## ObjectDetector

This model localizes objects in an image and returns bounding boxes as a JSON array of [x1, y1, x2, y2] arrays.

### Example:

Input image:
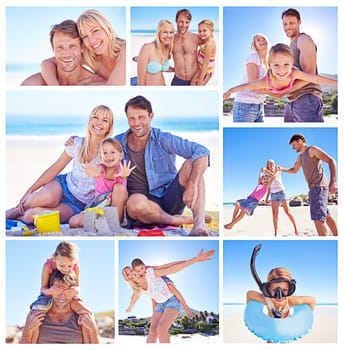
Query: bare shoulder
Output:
[[21, 72, 46, 86], [297, 33, 316, 48]]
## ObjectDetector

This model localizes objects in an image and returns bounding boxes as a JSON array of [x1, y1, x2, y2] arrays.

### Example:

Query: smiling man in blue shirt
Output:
[[115, 95, 211, 236]]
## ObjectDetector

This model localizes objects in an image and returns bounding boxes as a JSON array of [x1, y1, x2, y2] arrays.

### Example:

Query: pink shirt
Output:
[[249, 184, 267, 201], [95, 164, 127, 196], [266, 71, 295, 94]]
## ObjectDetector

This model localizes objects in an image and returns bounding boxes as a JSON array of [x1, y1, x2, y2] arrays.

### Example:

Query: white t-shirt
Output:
[[65, 136, 98, 204], [142, 267, 174, 303], [270, 172, 285, 194], [234, 52, 267, 104]]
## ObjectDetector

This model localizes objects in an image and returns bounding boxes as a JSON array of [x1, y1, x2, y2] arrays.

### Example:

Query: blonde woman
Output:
[[41, 9, 126, 85], [137, 19, 174, 85], [6, 105, 114, 225], [223, 33, 270, 122]]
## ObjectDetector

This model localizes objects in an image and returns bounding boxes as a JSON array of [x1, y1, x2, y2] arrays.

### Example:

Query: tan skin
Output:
[[281, 139, 338, 236]]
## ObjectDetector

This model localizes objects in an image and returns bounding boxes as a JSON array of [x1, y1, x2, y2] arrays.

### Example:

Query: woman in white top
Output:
[[6, 105, 115, 225], [264, 159, 298, 236], [122, 249, 215, 343], [223, 33, 269, 122]]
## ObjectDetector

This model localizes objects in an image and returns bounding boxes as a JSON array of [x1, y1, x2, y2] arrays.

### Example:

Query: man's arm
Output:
[[78, 313, 100, 344], [297, 34, 317, 74], [20, 311, 46, 343], [280, 156, 302, 174]]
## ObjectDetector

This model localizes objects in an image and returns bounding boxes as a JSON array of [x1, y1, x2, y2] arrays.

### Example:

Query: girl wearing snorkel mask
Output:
[[247, 267, 316, 319]]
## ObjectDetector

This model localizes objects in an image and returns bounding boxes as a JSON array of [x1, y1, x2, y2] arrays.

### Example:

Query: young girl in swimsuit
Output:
[[223, 43, 337, 100], [30, 241, 91, 316], [191, 19, 216, 86], [247, 267, 316, 320], [224, 167, 275, 230], [69, 138, 136, 228], [137, 20, 174, 86]]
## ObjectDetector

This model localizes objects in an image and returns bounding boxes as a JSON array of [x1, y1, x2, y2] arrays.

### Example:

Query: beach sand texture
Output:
[[223, 205, 338, 237], [223, 307, 337, 343]]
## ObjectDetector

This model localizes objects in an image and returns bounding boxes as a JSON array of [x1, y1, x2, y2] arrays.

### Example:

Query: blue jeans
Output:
[[285, 94, 323, 122], [233, 102, 264, 122]]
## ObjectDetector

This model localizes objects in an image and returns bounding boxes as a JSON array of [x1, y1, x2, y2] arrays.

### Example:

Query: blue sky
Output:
[[6, 7, 126, 65], [6, 239, 115, 327], [223, 127, 337, 203], [118, 239, 219, 320], [223, 240, 337, 304], [223, 6, 338, 91], [131, 6, 219, 32]]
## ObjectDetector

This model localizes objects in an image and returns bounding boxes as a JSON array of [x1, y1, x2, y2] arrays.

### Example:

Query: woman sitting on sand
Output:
[[6, 105, 117, 225], [122, 249, 215, 343], [136, 19, 174, 86]]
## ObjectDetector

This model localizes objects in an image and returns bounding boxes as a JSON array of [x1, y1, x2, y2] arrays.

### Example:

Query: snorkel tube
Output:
[[250, 243, 264, 292]]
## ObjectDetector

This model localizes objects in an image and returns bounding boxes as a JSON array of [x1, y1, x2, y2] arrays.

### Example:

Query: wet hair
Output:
[[49, 269, 78, 288], [79, 105, 114, 163], [77, 9, 125, 70], [155, 20, 174, 59], [50, 19, 81, 47], [268, 43, 294, 64], [131, 258, 145, 268], [175, 8, 192, 22], [289, 133, 306, 144], [99, 138, 123, 159], [267, 267, 292, 282], [53, 241, 79, 261], [281, 8, 301, 20], [125, 95, 153, 114], [198, 19, 215, 37]]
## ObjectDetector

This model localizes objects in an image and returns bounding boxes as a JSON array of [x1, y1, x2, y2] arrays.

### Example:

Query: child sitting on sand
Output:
[[223, 43, 337, 100], [224, 167, 275, 230], [191, 19, 217, 86], [123, 257, 193, 318], [30, 241, 91, 316], [69, 138, 136, 228]]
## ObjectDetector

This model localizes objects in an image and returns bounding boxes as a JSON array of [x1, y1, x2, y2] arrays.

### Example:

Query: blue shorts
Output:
[[161, 276, 173, 284], [285, 94, 324, 122], [171, 75, 191, 86], [237, 197, 259, 216], [233, 102, 264, 122], [148, 173, 186, 215], [271, 190, 287, 202], [154, 295, 180, 313], [309, 186, 329, 222], [54, 174, 86, 215]]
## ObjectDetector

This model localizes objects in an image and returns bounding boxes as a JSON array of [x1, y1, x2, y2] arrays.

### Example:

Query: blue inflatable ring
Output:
[[244, 300, 313, 343]]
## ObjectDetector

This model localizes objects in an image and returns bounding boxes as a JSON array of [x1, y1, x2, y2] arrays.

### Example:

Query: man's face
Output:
[[52, 31, 82, 73], [126, 106, 153, 139], [282, 15, 301, 40], [176, 13, 191, 34], [291, 139, 303, 152], [51, 280, 74, 308]]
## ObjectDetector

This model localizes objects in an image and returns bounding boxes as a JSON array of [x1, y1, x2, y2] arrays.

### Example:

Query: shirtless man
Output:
[[21, 20, 105, 86], [171, 9, 200, 86]]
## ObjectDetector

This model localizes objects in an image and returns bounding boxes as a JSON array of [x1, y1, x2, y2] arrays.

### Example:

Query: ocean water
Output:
[[6, 114, 218, 136]]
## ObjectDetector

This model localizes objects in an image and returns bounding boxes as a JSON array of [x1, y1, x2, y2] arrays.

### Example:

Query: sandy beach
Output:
[[223, 305, 337, 343], [118, 333, 219, 344], [223, 204, 338, 237]]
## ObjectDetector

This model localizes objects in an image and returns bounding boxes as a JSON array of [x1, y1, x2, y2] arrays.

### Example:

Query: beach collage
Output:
[[2, 0, 341, 348]]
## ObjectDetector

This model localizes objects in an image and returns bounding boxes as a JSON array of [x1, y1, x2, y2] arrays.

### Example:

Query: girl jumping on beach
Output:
[[263, 160, 298, 236], [122, 249, 215, 343], [30, 241, 91, 315], [69, 138, 136, 228], [224, 167, 275, 230], [223, 43, 337, 100], [124, 258, 193, 318], [191, 19, 216, 86]]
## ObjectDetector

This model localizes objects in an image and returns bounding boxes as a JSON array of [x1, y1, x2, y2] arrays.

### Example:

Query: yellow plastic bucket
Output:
[[33, 211, 61, 233]]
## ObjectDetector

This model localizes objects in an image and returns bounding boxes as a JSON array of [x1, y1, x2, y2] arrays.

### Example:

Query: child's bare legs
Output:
[[224, 202, 246, 230], [71, 298, 92, 316], [281, 201, 298, 235], [166, 283, 192, 319], [69, 213, 85, 228]]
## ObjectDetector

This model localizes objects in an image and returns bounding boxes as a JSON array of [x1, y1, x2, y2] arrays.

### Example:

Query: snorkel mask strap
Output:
[[250, 244, 264, 292]]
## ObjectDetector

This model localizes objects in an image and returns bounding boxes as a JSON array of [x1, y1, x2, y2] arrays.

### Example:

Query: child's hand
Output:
[[117, 160, 136, 178], [63, 286, 78, 299], [49, 285, 65, 297], [125, 308, 132, 313], [85, 163, 102, 177]]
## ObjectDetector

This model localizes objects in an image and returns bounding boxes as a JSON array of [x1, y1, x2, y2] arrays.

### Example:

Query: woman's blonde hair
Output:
[[251, 33, 270, 68], [267, 267, 292, 282], [198, 19, 215, 37], [122, 266, 142, 294], [77, 9, 125, 70], [79, 105, 114, 163], [155, 20, 174, 59]]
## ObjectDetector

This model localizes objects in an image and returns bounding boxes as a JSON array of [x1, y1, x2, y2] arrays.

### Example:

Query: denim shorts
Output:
[[271, 190, 287, 202], [154, 295, 181, 313], [237, 197, 259, 216], [285, 94, 324, 122], [54, 174, 86, 215], [233, 102, 264, 122], [161, 276, 173, 284], [309, 186, 329, 222]]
